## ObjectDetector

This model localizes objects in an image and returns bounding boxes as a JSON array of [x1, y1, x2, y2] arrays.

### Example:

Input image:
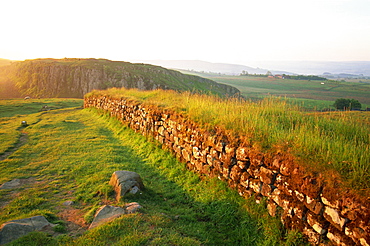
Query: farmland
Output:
[[179, 70, 370, 110]]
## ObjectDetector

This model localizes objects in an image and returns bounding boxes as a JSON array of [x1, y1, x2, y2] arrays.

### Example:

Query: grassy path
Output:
[[0, 100, 305, 245]]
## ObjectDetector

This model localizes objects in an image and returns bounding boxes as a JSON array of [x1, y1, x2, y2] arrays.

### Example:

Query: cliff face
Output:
[[0, 58, 240, 98]]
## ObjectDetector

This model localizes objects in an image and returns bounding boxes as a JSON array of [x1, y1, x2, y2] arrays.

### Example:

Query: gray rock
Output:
[[125, 202, 142, 214], [88, 205, 126, 230], [63, 201, 74, 206], [109, 171, 144, 201], [0, 215, 55, 245], [0, 179, 21, 189]]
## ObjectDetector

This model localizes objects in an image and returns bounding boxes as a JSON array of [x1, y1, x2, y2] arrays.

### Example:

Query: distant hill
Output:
[[245, 61, 370, 76], [0, 58, 240, 99], [135, 60, 370, 77], [0, 58, 12, 67], [134, 60, 294, 76]]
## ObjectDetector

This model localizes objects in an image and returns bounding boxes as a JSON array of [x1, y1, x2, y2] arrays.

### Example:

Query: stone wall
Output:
[[84, 95, 370, 246]]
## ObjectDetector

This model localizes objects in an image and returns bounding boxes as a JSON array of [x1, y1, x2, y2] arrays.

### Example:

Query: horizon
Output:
[[2, 57, 370, 76]]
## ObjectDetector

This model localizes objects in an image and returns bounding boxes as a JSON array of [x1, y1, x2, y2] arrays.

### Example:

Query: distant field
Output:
[[179, 70, 370, 110]]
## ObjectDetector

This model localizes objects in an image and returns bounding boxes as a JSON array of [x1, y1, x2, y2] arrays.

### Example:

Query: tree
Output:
[[349, 99, 362, 110], [240, 70, 248, 76], [333, 98, 361, 110]]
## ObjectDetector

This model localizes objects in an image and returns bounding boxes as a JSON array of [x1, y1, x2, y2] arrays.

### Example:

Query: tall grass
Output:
[[87, 88, 370, 190]]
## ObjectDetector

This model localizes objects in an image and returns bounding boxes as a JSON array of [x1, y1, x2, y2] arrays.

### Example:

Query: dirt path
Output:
[[0, 131, 28, 161]]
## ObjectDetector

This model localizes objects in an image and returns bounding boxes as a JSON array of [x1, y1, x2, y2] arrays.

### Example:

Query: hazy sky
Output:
[[1, 0, 369, 64]]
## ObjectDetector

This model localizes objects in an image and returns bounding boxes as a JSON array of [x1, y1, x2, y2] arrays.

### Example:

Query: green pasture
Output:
[[212, 75, 370, 107], [0, 99, 305, 245], [179, 70, 370, 110]]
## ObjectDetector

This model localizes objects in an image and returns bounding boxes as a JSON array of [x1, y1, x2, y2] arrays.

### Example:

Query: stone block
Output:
[[267, 199, 278, 217], [230, 165, 242, 182], [236, 147, 249, 161], [258, 166, 276, 184], [305, 195, 324, 215], [109, 171, 144, 201], [327, 225, 355, 246], [323, 206, 348, 231], [306, 212, 328, 235]]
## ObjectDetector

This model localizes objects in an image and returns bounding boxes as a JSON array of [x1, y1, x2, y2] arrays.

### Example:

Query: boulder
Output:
[[0, 216, 55, 245], [109, 171, 144, 201], [89, 205, 126, 230]]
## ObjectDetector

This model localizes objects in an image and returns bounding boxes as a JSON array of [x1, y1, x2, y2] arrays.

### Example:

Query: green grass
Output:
[[86, 88, 370, 192], [179, 70, 370, 110], [0, 99, 306, 245]]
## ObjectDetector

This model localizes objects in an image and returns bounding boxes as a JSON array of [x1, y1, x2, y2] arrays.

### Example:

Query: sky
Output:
[[1, 0, 370, 65]]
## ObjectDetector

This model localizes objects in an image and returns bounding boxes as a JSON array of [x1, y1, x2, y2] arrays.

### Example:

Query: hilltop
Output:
[[0, 58, 240, 99]]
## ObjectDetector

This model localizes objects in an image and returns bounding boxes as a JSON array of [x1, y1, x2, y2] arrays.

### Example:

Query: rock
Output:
[[0, 179, 21, 189], [88, 203, 142, 230], [89, 205, 126, 230], [109, 171, 144, 201], [125, 202, 142, 214], [0, 215, 55, 245], [323, 206, 348, 231], [63, 201, 74, 206]]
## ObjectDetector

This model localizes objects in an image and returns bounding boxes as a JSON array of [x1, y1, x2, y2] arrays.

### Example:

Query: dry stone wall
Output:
[[84, 95, 370, 246]]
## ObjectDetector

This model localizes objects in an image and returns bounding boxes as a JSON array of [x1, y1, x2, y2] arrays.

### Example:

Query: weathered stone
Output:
[[345, 222, 370, 245], [258, 166, 276, 185], [249, 179, 261, 193], [271, 188, 282, 206], [305, 195, 324, 215], [237, 160, 249, 170], [323, 206, 348, 231], [125, 202, 142, 214], [0, 179, 21, 189], [192, 146, 202, 159], [261, 182, 273, 197], [293, 190, 305, 203], [239, 172, 250, 187], [302, 225, 321, 245], [235, 147, 249, 161], [63, 200, 74, 206], [181, 148, 191, 162], [267, 200, 278, 217], [306, 212, 328, 235], [0, 216, 56, 245], [89, 205, 126, 229], [327, 225, 355, 246], [229, 165, 242, 182], [109, 171, 144, 201]]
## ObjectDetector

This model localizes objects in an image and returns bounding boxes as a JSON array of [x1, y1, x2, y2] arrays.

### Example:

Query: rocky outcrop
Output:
[[0, 216, 56, 245], [0, 58, 240, 99], [85, 94, 370, 246]]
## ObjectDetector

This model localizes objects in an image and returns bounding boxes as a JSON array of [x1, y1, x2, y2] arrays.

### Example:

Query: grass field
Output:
[[178, 70, 370, 110], [0, 99, 305, 245]]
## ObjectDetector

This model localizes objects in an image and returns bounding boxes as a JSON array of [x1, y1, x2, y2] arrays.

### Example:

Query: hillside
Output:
[[0, 58, 12, 67], [0, 58, 240, 99]]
